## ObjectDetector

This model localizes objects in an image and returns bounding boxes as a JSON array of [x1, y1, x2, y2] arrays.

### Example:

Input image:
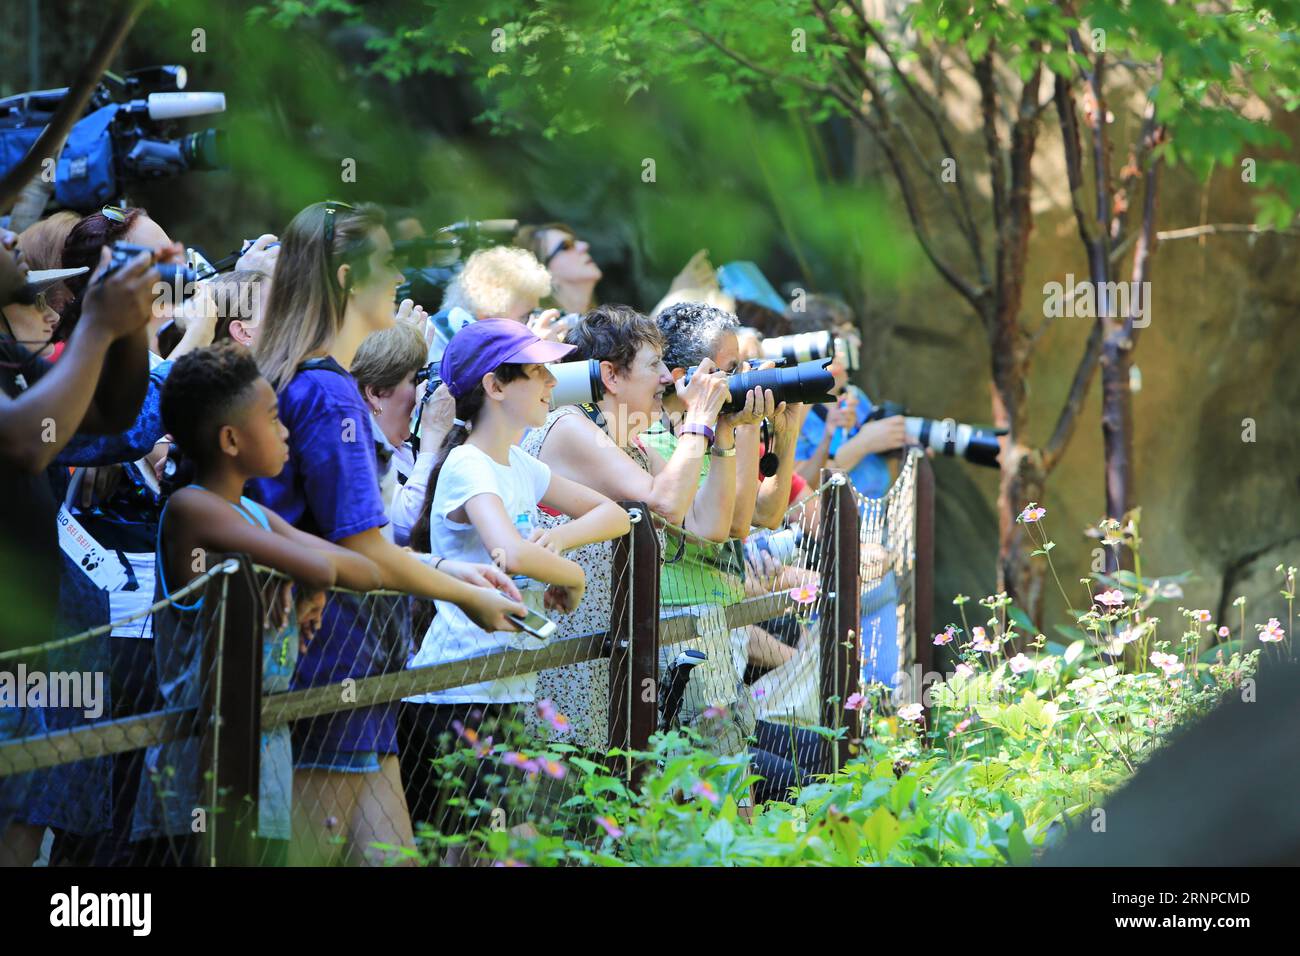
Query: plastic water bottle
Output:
[[512, 511, 546, 611]]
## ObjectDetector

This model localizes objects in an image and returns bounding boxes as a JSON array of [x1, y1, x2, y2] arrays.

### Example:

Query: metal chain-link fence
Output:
[[1, 455, 936, 866]]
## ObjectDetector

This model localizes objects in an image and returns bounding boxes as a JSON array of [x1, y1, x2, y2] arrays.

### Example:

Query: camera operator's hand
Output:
[[81, 245, 166, 341], [394, 297, 428, 331], [824, 396, 858, 433], [855, 415, 908, 454], [769, 401, 798, 437], [175, 281, 219, 341], [527, 308, 565, 342], [237, 234, 280, 277], [674, 357, 728, 426], [723, 385, 775, 429]]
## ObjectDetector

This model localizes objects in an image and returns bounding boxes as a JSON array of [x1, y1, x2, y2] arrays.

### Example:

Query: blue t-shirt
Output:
[[795, 384, 892, 499], [796, 385, 900, 686], [247, 358, 403, 755]]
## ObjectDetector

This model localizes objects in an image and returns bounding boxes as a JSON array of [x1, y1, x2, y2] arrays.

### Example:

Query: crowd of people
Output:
[[0, 198, 914, 867]]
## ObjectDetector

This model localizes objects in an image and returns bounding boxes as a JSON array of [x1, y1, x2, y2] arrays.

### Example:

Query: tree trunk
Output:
[[1100, 330, 1133, 524], [998, 443, 1048, 625]]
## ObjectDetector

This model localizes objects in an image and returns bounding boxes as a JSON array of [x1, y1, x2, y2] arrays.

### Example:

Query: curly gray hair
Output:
[[655, 301, 739, 371]]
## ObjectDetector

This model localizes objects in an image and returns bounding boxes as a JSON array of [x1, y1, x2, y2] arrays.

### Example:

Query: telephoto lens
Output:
[[761, 329, 860, 372], [686, 357, 837, 414], [548, 359, 605, 409], [864, 402, 1002, 468], [760, 330, 833, 365], [905, 418, 1001, 468]]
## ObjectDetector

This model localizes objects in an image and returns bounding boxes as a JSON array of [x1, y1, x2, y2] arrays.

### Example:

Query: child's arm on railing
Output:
[[533, 475, 632, 553], [464, 493, 587, 612], [171, 489, 336, 591], [335, 526, 527, 631], [261, 508, 383, 591]]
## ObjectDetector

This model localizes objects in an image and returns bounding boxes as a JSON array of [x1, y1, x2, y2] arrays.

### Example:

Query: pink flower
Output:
[[1019, 504, 1046, 523], [1191, 609, 1212, 623], [691, 781, 720, 806], [1095, 589, 1126, 608], [1217, 625, 1230, 639], [897, 702, 924, 722], [933, 626, 956, 646], [1150, 651, 1184, 677], [539, 758, 567, 780], [536, 699, 572, 734], [954, 663, 975, 679], [970, 627, 997, 653], [502, 751, 541, 775], [788, 583, 819, 605], [1008, 653, 1033, 674], [595, 816, 624, 839], [845, 692, 866, 711], [1114, 627, 1140, 645], [452, 719, 491, 757], [1258, 617, 1286, 643], [701, 704, 728, 720], [947, 717, 972, 738]]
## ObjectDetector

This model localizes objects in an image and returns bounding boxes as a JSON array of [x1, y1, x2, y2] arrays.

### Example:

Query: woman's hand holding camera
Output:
[[676, 357, 728, 427]]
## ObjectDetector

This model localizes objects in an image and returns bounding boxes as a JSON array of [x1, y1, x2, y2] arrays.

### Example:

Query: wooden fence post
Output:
[[607, 503, 660, 786], [198, 555, 263, 866], [914, 456, 937, 731], [817, 474, 861, 773]]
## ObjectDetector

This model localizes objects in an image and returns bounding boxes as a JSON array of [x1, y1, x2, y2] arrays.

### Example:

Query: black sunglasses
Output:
[[543, 235, 576, 267]]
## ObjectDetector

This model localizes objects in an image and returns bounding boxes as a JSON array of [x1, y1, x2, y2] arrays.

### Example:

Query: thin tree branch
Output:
[[1042, 319, 1104, 471], [678, 14, 986, 314], [826, 0, 987, 282], [974, 56, 1007, 250], [1156, 222, 1300, 241]]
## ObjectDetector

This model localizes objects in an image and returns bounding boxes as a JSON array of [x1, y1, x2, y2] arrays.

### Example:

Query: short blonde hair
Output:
[[441, 245, 552, 318], [351, 323, 428, 395]]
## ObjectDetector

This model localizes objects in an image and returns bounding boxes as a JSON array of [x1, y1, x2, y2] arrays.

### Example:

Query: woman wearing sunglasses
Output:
[[515, 222, 602, 317]]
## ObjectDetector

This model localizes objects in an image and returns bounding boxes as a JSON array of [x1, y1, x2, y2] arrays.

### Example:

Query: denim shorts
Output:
[[293, 740, 382, 774]]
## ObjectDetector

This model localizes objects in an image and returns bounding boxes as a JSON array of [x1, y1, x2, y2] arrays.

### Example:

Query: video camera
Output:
[[0, 66, 225, 212], [394, 219, 518, 311], [866, 400, 1003, 468]]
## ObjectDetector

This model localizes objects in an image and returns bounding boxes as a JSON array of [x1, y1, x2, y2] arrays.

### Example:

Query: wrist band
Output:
[[680, 422, 715, 447], [433, 556, 445, 571], [710, 445, 736, 458]]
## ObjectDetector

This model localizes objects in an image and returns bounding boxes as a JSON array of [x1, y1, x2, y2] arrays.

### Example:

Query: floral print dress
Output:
[[520, 406, 656, 752]]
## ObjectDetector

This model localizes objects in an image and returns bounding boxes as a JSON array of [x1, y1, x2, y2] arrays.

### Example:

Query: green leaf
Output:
[[863, 805, 903, 860]]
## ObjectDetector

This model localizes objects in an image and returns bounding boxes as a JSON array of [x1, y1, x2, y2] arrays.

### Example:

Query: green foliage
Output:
[[259, 0, 1300, 227]]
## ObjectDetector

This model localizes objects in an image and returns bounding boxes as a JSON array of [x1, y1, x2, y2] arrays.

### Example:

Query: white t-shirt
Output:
[[405, 442, 553, 704]]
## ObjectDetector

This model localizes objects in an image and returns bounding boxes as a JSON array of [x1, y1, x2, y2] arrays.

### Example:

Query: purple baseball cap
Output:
[[441, 318, 576, 398]]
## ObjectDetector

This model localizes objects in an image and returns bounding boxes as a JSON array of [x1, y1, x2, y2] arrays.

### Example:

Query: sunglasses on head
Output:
[[543, 235, 577, 267], [101, 205, 127, 223], [321, 199, 355, 250]]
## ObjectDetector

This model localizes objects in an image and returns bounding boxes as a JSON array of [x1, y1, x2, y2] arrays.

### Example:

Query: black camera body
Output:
[[102, 242, 198, 289]]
